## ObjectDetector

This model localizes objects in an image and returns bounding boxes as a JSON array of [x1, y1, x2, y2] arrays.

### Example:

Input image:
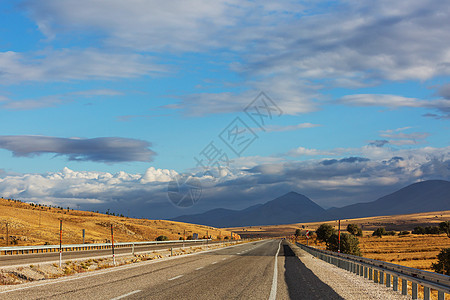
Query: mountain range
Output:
[[172, 180, 450, 227]]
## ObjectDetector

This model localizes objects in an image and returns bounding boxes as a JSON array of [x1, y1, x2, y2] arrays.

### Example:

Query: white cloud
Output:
[[0, 145, 448, 217], [0, 49, 165, 84], [264, 123, 320, 133], [0, 89, 123, 110], [9, 0, 450, 117], [287, 147, 332, 157]]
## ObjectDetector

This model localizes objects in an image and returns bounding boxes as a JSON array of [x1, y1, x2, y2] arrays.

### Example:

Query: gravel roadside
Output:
[[289, 243, 412, 300]]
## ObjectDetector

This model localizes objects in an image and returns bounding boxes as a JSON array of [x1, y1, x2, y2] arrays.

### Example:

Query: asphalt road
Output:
[[0, 240, 343, 300], [0, 241, 220, 267]]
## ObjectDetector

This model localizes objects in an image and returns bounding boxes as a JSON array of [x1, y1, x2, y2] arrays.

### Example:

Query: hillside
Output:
[[328, 180, 450, 219], [0, 198, 236, 246], [227, 209, 450, 238], [174, 180, 450, 227], [173, 191, 331, 227]]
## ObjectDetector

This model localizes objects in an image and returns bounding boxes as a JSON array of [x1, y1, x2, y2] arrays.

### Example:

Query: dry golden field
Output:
[[298, 234, 449, 271], [0, 198, 237, 246], [229, 210, 450, 272]]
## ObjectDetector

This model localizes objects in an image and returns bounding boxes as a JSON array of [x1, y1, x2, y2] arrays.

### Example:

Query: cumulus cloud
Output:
[[0, 146, 448, 218], [0, 136, 156, 163], [287, 147, 332, 157]]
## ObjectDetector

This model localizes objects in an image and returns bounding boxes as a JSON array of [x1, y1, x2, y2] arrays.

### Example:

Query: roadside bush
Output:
[[316, 224, 336, 245], [295, 229, 302, 238], [372, 227, 386, 238], [439, 221, 450, 238], [413, 226, 442, 235], [327, 233, 361, 256], [155, 235, 169, 241], [386, 231, 396, 236], [432, 248, 450, 275], [347, 224, 363, 236], [398, 231, 410, 236]]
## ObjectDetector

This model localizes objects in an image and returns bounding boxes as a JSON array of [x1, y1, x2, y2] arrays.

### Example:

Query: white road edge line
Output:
[[211, 261, 217, 264], [110, 289, 142, 300], [268, 240, 282, 300], [168, 275, 183, 281], [195, 267, 204, 270]]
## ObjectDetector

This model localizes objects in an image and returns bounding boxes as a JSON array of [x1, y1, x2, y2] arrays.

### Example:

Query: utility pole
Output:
[[111, 224, 115, 265], [59, 220, 62, 268], [338, 220, 341, 253]]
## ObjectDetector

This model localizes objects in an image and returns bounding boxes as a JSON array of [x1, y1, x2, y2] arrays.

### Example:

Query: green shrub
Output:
[[347, 224, 363, 236], [372, 227, 386, 238], [439, 221, 450, 238], [432, 248, 450, 275], [316, 224, 336, 245], [155, 235, 169, 241], [327, 233, 361, 256]]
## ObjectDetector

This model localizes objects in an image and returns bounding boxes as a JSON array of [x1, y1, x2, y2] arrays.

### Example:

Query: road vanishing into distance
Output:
[[0, 241, 218, 267], [0, 239, 343, 300]]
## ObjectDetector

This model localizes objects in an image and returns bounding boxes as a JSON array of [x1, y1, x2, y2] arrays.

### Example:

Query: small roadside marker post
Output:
[[306, 230, 310, 246], [6, 222, 9, 246], [59, 220, 62, 268], [338, 220, 341, 253], [111, 224, 116, 265], [183, 229, 185, 248], [82, 229, 85, 244]]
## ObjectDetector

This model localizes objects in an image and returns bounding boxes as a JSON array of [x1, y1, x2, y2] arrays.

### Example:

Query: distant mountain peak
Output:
[[172, 191, 329, 227]]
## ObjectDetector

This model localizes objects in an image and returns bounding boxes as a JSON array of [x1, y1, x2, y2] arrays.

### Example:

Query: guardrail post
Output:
[[356, 264, 360, 275], [437, 291, 445, 300], [374, 270, 378, 283], [364, 266, 368, 278], [369, 268, 373, 280], [411, 282, 418, 299], [379, 271, 384, 284], [401, 279, 407, 295], [132, 243, 135, 256], [393, 276, 398, 291], [386, 273, 391, 287], [423, 287, 430, 300], [360, 265, 364, 277]]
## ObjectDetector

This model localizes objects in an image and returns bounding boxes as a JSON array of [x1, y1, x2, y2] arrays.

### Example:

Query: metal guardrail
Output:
[[0, 239, 211, 255], [296, 242, 449, 300]]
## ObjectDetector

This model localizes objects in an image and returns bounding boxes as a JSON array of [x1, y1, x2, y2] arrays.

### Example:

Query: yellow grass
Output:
[[228, 210, 450, 272], [0, 198, 237, 246]]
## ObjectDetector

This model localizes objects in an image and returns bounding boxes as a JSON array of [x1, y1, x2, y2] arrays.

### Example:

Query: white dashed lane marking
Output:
[[168, 275, 184, 281]]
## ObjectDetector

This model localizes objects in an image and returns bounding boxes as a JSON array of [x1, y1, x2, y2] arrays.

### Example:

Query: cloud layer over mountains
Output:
[[1, 144, 448, 218]]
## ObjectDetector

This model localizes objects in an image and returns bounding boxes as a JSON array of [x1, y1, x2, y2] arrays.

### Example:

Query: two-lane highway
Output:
[[0, 239, 342, 299]]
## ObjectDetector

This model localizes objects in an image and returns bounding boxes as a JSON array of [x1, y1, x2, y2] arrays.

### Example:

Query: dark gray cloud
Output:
[[321, 157, 370, 166], [369, 140, 389, 147], [0, 135, 156, 163], [438, 83, 450, 100]]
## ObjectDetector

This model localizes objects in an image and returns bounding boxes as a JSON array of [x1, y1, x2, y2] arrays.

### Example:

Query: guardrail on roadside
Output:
[[0, 239, 212, 255], [296, 242, 450, 300]]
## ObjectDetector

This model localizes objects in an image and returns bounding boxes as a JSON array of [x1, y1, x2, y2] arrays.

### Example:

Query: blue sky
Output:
[[0, 0, 449, 219]]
